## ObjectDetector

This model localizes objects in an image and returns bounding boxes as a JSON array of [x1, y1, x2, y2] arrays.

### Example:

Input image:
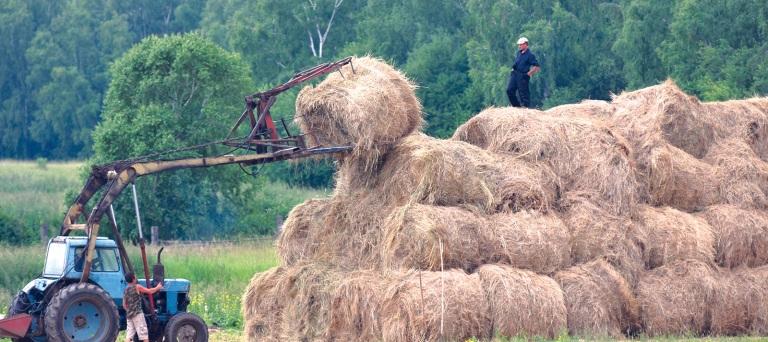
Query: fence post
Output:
[[151, 226, 159, 245], [40, 223, 49, 244]]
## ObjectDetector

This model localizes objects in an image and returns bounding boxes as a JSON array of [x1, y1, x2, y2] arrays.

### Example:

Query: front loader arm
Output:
[[62, 146, 350, 282]]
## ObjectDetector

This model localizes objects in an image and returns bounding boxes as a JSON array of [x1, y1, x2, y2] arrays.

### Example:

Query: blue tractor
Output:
[[5, 236, 204, 342]]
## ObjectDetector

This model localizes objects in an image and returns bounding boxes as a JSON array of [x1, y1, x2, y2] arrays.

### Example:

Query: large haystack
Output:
[[705, 138, 768, 209], [636, 259, 719, 336], [697, 205, 768, 268], [705, 98, 768, 161], [477, 264, 567, 338], [367, 133, 558, 213], [380, 270, 492, 342], [381, 203, 570, 274], [554, 259, 640, 338], [248, 56, 768, 340], [295, 56, 423, 169], [611, 80, 714, 159], [630, 206, 715, 269], [452, 107, 638, 215]]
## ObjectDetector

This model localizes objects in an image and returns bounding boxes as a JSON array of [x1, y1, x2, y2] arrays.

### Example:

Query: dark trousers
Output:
[[506, 71, 531, 108]]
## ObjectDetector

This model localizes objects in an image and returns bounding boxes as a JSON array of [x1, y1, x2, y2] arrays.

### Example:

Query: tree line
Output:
[[2, 0, 766, 161]]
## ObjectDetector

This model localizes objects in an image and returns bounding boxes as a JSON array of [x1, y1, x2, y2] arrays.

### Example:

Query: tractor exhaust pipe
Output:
[[152, 247, 165, 286]]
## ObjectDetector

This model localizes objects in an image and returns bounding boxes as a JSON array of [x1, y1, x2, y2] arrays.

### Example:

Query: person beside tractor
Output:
[[506, 37, 541, 108], [123, 272, 163, 342]]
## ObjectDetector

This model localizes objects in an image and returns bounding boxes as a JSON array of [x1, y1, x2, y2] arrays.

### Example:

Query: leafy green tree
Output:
[[0, 0, 53, 158], [613, 0, 674, 89], [24, 0, 134, 158], [92, 33, 255, 239], [404, 33, 471, 137], [659, 0, 768, 100]]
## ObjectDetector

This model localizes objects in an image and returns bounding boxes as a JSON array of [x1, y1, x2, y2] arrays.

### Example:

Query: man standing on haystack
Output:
[[506, 37, 540, 108]]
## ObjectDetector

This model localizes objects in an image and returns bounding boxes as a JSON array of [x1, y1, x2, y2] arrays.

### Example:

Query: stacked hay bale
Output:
[[243, 57, 768, 340]]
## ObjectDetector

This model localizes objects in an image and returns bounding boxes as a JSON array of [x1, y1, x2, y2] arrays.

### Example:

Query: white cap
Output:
[[517, 37, 529, 45]]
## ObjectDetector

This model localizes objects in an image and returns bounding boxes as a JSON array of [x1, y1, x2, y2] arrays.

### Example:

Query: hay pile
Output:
[[476, 264, 567, 338], [453, 107, 638, 215], [629, 206, 715, 269], [554, 260, 640, 338], [637, 260, 768, 336], [697, 205, 768, 268], [244, 57, 768, 340], [295, 56, 423, 169]]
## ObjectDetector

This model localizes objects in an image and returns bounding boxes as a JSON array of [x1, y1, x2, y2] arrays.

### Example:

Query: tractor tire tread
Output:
[[164, 312, 208, 342], [44, 283, 119, 342]]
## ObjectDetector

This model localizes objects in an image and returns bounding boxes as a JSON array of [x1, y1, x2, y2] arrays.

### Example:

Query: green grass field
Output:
[[0, 159, 83, 237]]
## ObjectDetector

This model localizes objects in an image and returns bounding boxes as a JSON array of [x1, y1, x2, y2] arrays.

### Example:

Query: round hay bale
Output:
[[270, 263, 341, 341], [295, 56, 423, 169], [647, 144, 719, 211], [697, 205, 768, 268], [243, 267, 287, 342], [545, 99, 615, 119], [705, 139, 768, 209], [710, 267, 768, 336], [276, 198, 332, 265], [705, 98, 768, 161], [311, 189, 392, 268], [742, 266, 768, 335], [381, 203, 486, 271], [451, 106, 543, 150], [611, 79, 714, 158], [326, 271, 386, 341], [630, 206, 715, 269], [636, 259, 719, 336], [476, 264, 567, 338], [559, 192, 644, 285], [372, 133, 558, 213], [453, 107, 638, 215], [272, 187, 393, 268], [483, 210, 571, 274], [380, 270, 492, 342], [554, 259, 640, 338], [381, 204, 569, 274]]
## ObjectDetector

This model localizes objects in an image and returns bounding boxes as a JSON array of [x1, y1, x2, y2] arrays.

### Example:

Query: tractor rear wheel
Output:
[[163, 312, 208, 342], [6, 292, 33, 342], [43, 283, 119, 342]]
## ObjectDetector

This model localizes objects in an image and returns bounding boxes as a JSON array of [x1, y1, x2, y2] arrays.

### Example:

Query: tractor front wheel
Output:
[[163, 312, 208, 342], [43, 283, 119, 342]]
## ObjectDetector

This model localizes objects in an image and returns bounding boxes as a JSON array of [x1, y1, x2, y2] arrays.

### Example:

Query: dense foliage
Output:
[[2, 0, 767, 160]]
